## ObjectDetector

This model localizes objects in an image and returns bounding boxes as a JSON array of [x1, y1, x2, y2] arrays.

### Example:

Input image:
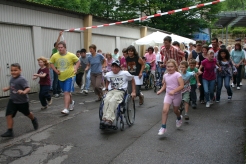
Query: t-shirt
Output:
[[144, 63, 150, 72], [181, 71, 195, 93], [187, 67, 198, 85], [80, 56, 89, 71], [112, 53, 120, 61], [106, 59, 113, 72], [144, 53, 156, 70], [37, 67, 50, 86], [231, 50, 245, 65], [163, 71, 182, 95], [106, 70, 133, 91], [202, 58, 217, 80], [50, 52, 79, 81], [9, 75, 29, 104], [120, 56, 127, 70], [88, 53, 105, 74], [154, 52, 161, 64], [126, 56, 141, 76], [210, 47, 220, 58], [52, 48, 58, 55]]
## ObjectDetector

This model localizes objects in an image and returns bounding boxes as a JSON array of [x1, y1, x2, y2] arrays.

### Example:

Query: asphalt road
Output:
[[0, 83, 245, 164]]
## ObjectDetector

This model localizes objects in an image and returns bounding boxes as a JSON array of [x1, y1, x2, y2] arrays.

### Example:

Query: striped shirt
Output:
[[161, 45, 184, 65]]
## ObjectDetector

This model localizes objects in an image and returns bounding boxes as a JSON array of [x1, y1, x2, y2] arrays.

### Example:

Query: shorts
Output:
[[6, 99, 30, 117], [164, 93, 182, 107], [59, 76, 75, 92], [182, 92, 190, 103]]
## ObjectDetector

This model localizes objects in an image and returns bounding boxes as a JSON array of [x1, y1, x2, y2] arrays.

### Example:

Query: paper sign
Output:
[[134, 76, 143, 85]]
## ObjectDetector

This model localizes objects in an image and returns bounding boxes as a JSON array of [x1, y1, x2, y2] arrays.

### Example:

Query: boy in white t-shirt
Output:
[[101, 60, 136, 126]]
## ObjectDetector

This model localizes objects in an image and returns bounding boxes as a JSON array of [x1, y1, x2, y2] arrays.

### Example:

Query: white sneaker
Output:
[[81, 84, 84, 90], [240, 82, 242, 86], [176, 116, 182, 128], [102, 87, 106, 91], [54, 94, 59, 98], [83, 90, 88, 94], [231, 83, 235, 87], [158, 127, 167, 135], [237, 87, 240, 90], [80, 89, 84, 93], [209, 100, 213, 105], [61, 109, 69, 114], [69, 100, 75, 111], [206, 102, 210, 108]]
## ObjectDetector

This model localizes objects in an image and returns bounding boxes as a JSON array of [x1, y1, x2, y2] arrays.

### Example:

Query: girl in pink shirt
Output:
[[157, 59, 184, 135], [120, 48, 128, 70], [199, 50, 221, 108]]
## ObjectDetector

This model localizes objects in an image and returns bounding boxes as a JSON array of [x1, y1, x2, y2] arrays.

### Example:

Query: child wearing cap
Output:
[[101, 60, 136, 126]]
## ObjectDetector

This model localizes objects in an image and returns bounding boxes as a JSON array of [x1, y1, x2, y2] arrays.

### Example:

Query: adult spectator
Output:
[[85, 44, 106, 102], [50, 41, 80, 115], [144, 46, 156, 79], [188, 40, 203, 61], [160, 36, 185, 66]]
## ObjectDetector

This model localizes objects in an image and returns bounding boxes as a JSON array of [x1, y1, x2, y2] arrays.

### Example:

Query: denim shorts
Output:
[[59, 76, 75, 92]]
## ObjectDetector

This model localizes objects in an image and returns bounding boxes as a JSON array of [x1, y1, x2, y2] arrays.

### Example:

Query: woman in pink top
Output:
[[199, 50, 221, 108], [156, 59, 184, 136], [145, 46, 156, 78], [120, 48, 128, 70]]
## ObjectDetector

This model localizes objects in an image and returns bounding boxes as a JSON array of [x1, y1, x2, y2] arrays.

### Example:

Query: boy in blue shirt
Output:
[[180, 61, 200, 120]]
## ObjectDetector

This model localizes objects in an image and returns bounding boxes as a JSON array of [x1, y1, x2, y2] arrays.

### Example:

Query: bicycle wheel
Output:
[[149, 73, 155, 89]]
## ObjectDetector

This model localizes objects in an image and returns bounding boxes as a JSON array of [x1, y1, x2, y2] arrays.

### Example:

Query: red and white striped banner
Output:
[[64, 0, 225, 32]]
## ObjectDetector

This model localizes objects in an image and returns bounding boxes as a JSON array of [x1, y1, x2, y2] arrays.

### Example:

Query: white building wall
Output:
[[92, 34, 116, 53]]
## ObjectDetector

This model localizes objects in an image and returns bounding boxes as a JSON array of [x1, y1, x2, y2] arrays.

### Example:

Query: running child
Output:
[[179, 61, 200, 120], [33, 57, 52, 110], [216, 49, 237, 101], [199, 50, 221, 107], [187, 59, 200, 109], [157, 59, 184, 135], [1, 63, 38, 137]]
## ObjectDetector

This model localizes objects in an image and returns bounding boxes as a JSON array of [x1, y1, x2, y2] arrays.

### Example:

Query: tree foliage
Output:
[[28, 0, 227, 37]]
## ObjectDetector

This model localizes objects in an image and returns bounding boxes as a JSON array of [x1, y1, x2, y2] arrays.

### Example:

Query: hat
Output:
[[111, 60, 120, 67], [235, 38, 241, 42]]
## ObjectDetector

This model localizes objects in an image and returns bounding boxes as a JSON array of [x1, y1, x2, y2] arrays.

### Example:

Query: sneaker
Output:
[[102, 87, 106, 91], [184, 114, 189, 120], [158, 127, 167, 135], [83, 90, 88, 94], [237, 87, 240, 90], [228, 96, 232, 101], [206, 102, 210, 108], [176, 117, 182, 128], [1, 130, 14, 137], [41, 106, 47, 110], [48, 99, 52, 106], [61, 108, 69, 114], [80, 89, 84, 93], [139, 92, 144, 105], [209, 100, 213, 105], [54, 94, 59, 98], [231, 83, 235, 88], [69, 100, 75, 111], [216, 100, 220, 103], [191, 104, 196, 109], [32, 117, 39, 130], [81, 84, 84, 90], [240, 82, 242, 86]]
